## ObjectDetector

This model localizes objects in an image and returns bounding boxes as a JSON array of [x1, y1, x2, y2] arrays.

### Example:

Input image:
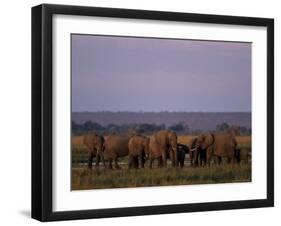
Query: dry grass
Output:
[[71, 133, 251, 190], [72, 135, 84, 146], [72, 164, 251, 190], [236, 136, 252, 148]]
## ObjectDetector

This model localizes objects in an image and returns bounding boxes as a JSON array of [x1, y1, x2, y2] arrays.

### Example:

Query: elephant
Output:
[[83, 133, 105, 169], [189, 137, 206, 166], [189, 138, 197, 166], [195, 132, 237, 166], [177, 143, 190, 154], [148, 130, 178, 168], [103, 134, 131, 169], [177, 143, 189, 168], [128, 135, 149, 169], [147, 134, 164, 168], [234, 147, 251, 164]]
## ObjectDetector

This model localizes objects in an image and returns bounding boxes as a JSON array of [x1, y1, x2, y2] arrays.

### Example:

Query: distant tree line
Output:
[[72, 121, 251, 136], [215, 122, 251, 135], [72, 121, 166, 135]]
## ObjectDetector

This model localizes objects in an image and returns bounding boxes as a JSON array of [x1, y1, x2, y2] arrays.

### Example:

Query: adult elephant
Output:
[[147, 134, 164, 168], [103, 134, 130, 169], [189, 137, 206, 166], [83, 133, 105, 169], [149, 130, 178, 167], [195, 132, 237, 166], [128, 135, 149, 169]]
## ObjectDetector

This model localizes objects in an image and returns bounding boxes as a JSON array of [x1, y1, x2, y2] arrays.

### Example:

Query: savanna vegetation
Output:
[[72, 164, 251, 190], [71, 133, 251, 190]]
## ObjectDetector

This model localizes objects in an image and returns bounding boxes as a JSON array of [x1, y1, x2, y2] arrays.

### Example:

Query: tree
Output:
[[72, 121, 81, 133], [168, 121, 189, 133], [82, 121, 104, 132], [216, 122, 230, 132]]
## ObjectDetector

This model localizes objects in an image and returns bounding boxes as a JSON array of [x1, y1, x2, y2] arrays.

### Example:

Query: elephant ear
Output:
[[168, 131, 177, 146], [203, 133, 214, 149], [145, 137, 150, 146]]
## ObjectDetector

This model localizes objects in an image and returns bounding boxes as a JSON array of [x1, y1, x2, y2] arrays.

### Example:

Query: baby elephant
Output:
[[177, 143, 189, 168], [128, 135, 149, 169]]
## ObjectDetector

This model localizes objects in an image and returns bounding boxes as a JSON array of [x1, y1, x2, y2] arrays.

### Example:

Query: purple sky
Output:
[[72, 34, 251, 112]]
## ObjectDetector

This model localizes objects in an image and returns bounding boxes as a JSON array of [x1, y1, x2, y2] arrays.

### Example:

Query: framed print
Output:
[[32, 4, 274, 221]]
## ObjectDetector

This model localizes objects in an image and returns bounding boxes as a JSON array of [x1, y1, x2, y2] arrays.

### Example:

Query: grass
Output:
[[72, 164, 251, 190], [71, 133, 251, 190]]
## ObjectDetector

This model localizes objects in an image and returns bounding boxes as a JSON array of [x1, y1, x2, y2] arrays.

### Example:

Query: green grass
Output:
[[72, 164, 251, 190]]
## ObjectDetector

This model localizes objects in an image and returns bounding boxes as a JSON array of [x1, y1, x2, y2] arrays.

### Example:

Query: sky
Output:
[[71, 34, 251, 112]]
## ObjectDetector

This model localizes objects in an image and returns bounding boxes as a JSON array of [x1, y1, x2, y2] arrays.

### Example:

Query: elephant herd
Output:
[[83, 129, 250, 170]]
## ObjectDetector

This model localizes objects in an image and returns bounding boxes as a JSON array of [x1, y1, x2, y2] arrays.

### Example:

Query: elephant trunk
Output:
[[174, 147, 178, 167], [171, 146, 178, 167], [97, 143, 106, 168], [193, 147, 201, 166]]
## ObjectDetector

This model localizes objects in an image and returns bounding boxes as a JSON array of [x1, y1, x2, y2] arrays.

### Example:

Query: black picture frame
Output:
[[32, 4, 274, 222]]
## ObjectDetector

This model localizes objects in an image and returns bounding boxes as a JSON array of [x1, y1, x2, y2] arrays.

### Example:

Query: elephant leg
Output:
[[213, 156, 217, 164], [108, 159, 113, 170], [141, 153, 145, 168], [233, 150, 238, 164], [198, 150, 202, 167], [199, 151, 203, 166], [202, 149, 207, 166], [128, 155, 133, 169], [206, 150, 212, 167], [95, 155, 100, 168], [228, 157, 235, 165], [114, 158, 121, 169], [174, 150, 178, 167], [162, 152, 167, 167], [157, 157, 163, 168], [190, 155, 194, 166], [134, 156, 139, 169], [182, 152, 185, 167], [247, 153, 250, 164], [169, 150, 175, 167], [227, 157, 231, 164], [235, 149, 241, 164], [99, 151, 106, 168], [103, 160, 107, 169], [217, 156, 222, 165], [87, 152, 94, 169], [149, 158, 154, 169], [139, 154, 144, 168], [226, 155, 235, 165], [180, 158, 184, 168], [194, 149, 200, 167]]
